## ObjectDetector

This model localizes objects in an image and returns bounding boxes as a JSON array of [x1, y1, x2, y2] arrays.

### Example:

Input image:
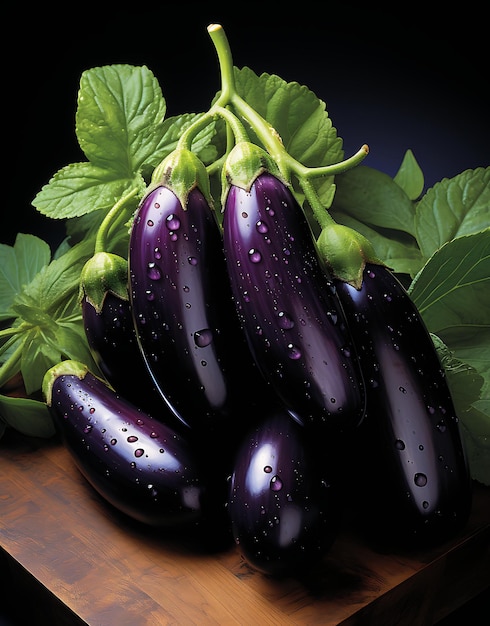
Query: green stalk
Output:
[[208, 23, 236, 105], [297, 144, 369, 228], [94, 187, 139, 254], [178, 106, 249, 153], [298, 177, 335, 230], [208, 23, 369, 190], [298, 144, 370, 179], [0, 339, 24, 388], [0, 325, 26, 342], [213, 106, 249, 144], [203, 110, 239, 179], [177, 111, 215, 151], [208, 20, 370, 239], [208, 23, 291, 179]]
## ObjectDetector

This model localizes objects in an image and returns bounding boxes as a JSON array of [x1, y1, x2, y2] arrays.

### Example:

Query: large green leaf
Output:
[[8, 239, 97, 394], [459, 413, 490, 485], [234, 67, 343, 168], [76, 64, 167, 174], [232, 67, 342, 207], [409, 230, 490, 439], [330, 165, 417, 237], [0, 234, 51, 320], [433, 328, 490, 486], [13, 239, 93, 315], [33, 162, 144, 219], [409, 229, 490, 339], [415, 167, 490, 260], [0, 394, 55, 438]]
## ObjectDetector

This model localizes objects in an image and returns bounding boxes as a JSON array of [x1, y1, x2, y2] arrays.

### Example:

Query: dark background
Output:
[[2, 6, 489, 623], [5, 2, 488, 249]]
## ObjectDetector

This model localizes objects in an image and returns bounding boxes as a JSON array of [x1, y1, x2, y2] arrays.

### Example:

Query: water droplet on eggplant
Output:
[[147, 263, 161, 280], [414, 473, 428, 487]]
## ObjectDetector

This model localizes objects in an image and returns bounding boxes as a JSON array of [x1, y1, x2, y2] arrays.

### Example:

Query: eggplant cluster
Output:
[[45, 151, 472, 578]]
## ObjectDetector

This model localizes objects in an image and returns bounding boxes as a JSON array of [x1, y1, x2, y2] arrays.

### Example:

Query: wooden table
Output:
[[1, 429, 489, 625]]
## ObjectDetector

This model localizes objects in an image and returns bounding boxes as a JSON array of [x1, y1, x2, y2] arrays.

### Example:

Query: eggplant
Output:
[[227, 406, 339, 576], [222, 169, 365, 432], [79, 251, 180, 428], [129, 179, 268, 437], [42, 360, 209, 527], [82, 292, 176, 421], [335, 263, 472, 547]]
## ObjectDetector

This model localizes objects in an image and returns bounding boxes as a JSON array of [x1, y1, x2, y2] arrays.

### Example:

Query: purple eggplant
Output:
[[80, 251, 180, 428], [222, 168, 365, 432], [335, 263, 472, 547], [82, 292, 177, 419], [227, 406, 339, 576], [42, 360, 210, 527], [129, 178, 268, 437]]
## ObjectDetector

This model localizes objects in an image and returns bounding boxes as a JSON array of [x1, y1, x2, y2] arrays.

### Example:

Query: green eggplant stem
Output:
[[207, 23, 236, 103], [208, 22, 369, 195], [299, 177, 336, 230], [208, 23, 291, 179], [95, 187, 139, 254]]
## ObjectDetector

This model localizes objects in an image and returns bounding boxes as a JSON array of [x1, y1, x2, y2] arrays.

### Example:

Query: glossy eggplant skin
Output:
[[222, 172, 365, 432], [129, 184, 267, 436], [82, 292, 175, 423], [46, 365, 208, 527], [335, 263, 472, 547], [227, 406, 339, 576]]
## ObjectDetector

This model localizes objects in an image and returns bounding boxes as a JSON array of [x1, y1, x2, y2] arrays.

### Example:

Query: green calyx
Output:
[[317, 223, 384, 289], [79, 252, 129, 312], [151, 148, 213, 210], [42, 359, 89, 407], [221, 141, 284, 208]]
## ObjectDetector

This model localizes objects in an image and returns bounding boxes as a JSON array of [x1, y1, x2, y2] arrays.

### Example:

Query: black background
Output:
[[5, 2, 489, 249]]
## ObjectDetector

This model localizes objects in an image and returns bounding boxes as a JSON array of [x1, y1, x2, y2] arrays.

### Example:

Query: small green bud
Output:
[[317, 223, 384, 289], [79, 252, 128, 312], [151, 148, 213, 210]]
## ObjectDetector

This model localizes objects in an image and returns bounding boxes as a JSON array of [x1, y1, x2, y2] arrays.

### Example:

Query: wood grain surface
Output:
[[1, 429, 489, 625]]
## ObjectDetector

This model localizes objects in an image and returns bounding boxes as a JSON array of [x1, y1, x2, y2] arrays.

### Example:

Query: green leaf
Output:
[[460, 404, 490, 445], [459, 413, 490, 486], [0, 394, 55, 439], [409, 229, 490, 340], [33, 162, 145, 220], [393, 149, 425, 201], [233, 67, 343, 206], [6, 239, 97, 394], [147, 113, 218, 169], [33, 65, 182, 224], [235, 68, 343, 164], [0, 335, 23, 382], [0, 234, 51, 321], [442, 327, 490, 401], [433, 333, 484, 414], [76, 64, 167, 174], [415, 167, 490, 260], [13, 239, 93, 314], [19, 311, 96, 395], [330, 165, 418, 237], [432, 333, 489, 484]]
